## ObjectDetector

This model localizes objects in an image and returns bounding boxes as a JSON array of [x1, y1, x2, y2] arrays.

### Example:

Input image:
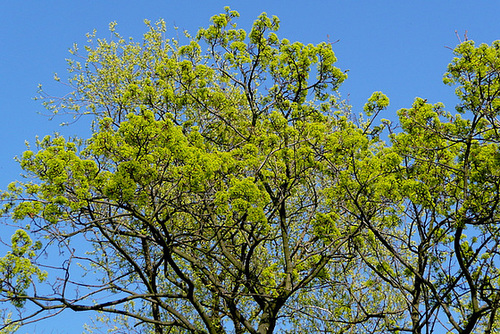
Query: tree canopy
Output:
[[2, 8, 500, 334]]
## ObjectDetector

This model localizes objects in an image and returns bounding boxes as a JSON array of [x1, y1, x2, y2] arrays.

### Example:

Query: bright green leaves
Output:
[[393, 89, 500, 216], [3, 135, 98, 222], [41, 17, 221, 126], [196, 7, 241, 45], [265, 39, 346, 115], [197, 8, 346, 128], [228, 177, 268, 222], [248, 12, 280, 46], [10, 230, 39, 257], [312, 212, 341, 240], [0, 230, 46, 308], [215, 176, 269, 232], [397, 97, 446, 137], [390, 98, 464, 230], [0, 311, 20, 334], [444, 40, 500, 117], [269, 41, 346, 109], [394, 99, 457, 180], [38, 6, 348, 163], [363, 91, 389, 117], [87, 111, 227, 205]]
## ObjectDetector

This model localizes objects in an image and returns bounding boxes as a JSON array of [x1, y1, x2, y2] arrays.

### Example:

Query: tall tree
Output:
[[0, 8, 384, 333], [334, 40, 500, 333], [2, 8, 500, 334]]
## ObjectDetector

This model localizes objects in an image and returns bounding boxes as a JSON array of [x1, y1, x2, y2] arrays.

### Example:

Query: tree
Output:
[[335, 41, 500, 333], [1, 7, 500, 334]]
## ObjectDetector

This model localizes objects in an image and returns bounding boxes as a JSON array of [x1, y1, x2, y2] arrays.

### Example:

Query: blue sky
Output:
[[1, 1, 500, 333]]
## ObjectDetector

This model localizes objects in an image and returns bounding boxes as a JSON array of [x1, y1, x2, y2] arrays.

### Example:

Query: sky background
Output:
[[1, 1, 500, 333]]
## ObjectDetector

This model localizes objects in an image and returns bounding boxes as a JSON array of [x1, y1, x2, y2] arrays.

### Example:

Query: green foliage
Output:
[[0, 311, 19, 334], [0, 230, 46, 309], [3, 8, 500, 334]]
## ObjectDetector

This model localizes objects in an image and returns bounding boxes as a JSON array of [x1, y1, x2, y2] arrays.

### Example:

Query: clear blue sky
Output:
[[1, 1, 500, 333]]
